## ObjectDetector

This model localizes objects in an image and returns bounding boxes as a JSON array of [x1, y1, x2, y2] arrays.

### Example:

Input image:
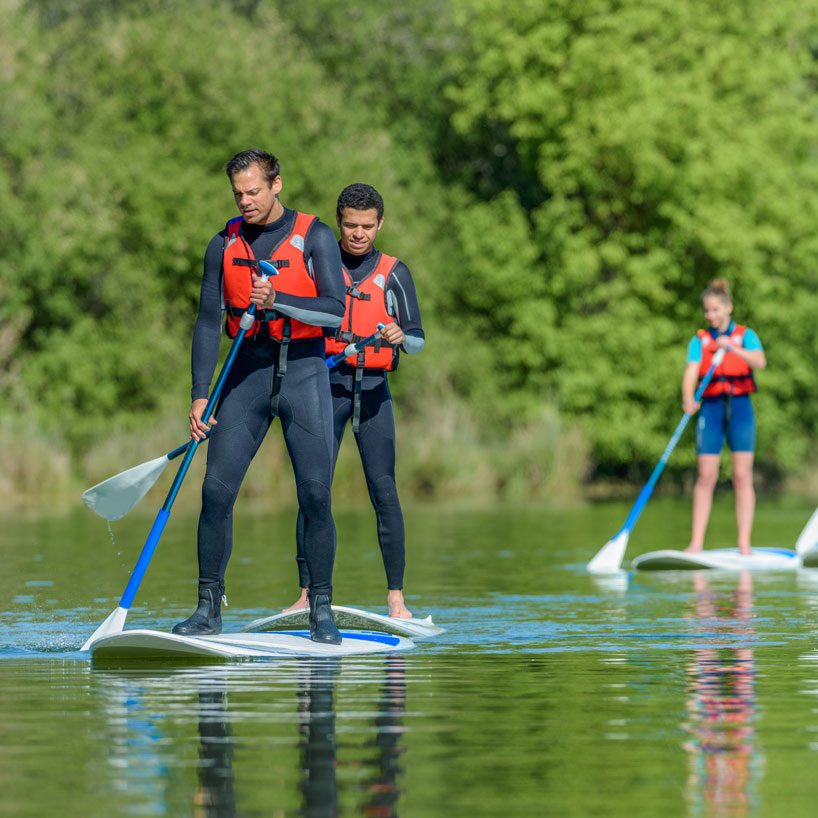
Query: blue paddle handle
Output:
[[326, 323, 387, 368], [618, 351, 724, 535]]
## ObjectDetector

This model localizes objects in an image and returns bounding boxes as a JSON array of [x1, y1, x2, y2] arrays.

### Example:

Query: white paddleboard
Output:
[[632, 547, 799, 571], [241, 605, 444, 639], [89, 629, 414, 661]]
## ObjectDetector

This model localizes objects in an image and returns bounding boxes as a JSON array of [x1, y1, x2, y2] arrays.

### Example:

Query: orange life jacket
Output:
[[324, 252, 399, 370], [222, 212, 323, 341], [697, 325, 757, 397]]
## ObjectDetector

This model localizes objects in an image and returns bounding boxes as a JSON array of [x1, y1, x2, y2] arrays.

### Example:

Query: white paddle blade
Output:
[[587, 530, 630, 574], [82, 454, 171, 521], [81, 606, 128, 651], [795, 505, 818, 557]]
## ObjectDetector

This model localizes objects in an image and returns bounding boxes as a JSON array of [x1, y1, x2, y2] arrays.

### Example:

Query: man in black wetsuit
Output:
[[174, 149, 345, 644], [286, 183, 425, 619]]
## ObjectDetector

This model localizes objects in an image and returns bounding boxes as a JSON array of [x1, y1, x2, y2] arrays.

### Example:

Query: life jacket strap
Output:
[[225, 304, 282, 325], [232, 258, 290, 270], [270, 318, 292, 418], [331, 328, 393, 350], [346, 285, 371, 301], [352, 352, 365, 434]]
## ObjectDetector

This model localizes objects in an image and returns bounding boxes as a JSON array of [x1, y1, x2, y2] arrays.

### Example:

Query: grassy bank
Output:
[[0, 389, 590, 515]]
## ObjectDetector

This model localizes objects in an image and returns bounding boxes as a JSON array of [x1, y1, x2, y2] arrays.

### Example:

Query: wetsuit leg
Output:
[[276, 342, 338, 597], [725, 394, 756, 453], [197, 344, 276, 585], [355, 372, 405, 590], [294, 366, 353, 588], [696, 397, 728, 456]]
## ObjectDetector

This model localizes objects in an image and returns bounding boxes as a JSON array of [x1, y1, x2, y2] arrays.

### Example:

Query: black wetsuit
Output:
[[296, 246, 424, 590], [192, 208, 345, 597]]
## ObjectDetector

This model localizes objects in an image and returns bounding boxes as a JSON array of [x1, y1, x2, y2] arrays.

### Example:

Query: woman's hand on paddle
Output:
[[380, 321, 405, 346], [683, 397, 701, 415], [681, 361, 701, 416], [189, 398, 215, 441], [250, 272, 276, 309]]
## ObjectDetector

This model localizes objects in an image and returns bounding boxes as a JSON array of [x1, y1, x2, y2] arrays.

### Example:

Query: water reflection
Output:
[[681, 571, 761, 817], [298, 660, 338, 818], [93, 656, 407, 818], [297, 654, 406, 817], [364, 654, 407, 817], [195, 681, 236, 817]]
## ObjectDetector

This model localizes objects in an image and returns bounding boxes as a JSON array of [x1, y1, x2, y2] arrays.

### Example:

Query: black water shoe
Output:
[[172, 582, 223, 635], [308, 593, 342, 645]]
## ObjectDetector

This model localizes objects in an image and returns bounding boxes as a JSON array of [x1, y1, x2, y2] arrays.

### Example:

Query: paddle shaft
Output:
[[326, 322, 386, 368], [615, 347, 727, 536], [116, 269, 277, 611]]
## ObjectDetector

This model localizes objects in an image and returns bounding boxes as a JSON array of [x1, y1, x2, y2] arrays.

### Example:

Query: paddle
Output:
[[82, 432, 211, 522], [587, 347, 727, 574], [795, 505, 818, 558], [81, 261, 279, 650], [326, 322, 386, 369]]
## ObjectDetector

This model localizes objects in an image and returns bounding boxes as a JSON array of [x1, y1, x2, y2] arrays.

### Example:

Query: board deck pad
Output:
[[240, 605, 444, 639], [631, 547, 799, 572], [89, 629, 414, 662]]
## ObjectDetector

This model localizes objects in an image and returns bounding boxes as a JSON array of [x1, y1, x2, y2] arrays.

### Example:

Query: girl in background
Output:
[[682, 279, 766, 554]]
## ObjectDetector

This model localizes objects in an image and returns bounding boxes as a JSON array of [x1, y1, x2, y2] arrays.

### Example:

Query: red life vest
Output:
[[697, 325, 757, 397], [324, 252, 399, 370], [221, 212, 323, 341]]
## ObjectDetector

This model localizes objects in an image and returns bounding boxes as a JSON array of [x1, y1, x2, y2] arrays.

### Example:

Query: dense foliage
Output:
[[3, 0, 818, 500]]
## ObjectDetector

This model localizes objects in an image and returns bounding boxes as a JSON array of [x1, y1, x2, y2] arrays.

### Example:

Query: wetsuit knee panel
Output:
[[296, 478, 332, 517]]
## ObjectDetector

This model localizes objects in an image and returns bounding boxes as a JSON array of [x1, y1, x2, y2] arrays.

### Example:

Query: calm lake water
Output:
[[4, 495, 818, 817]]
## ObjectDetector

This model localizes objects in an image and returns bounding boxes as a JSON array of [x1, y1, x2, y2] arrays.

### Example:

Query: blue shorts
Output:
[[695, 394, 756, 455]]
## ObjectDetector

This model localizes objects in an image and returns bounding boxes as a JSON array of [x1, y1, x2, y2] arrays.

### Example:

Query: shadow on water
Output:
[[92, 654, 407, 817]]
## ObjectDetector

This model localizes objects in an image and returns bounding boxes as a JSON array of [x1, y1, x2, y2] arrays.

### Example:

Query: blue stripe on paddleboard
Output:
[[280, 630, 403, 646], [754, 548, 797, 556]]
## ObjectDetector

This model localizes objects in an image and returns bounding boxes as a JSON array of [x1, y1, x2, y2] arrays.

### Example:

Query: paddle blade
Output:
[[81, 605, 128, 651], [795, 505, 818, 556], [82, 454, 171, 521], [587, 529, 629, 574]]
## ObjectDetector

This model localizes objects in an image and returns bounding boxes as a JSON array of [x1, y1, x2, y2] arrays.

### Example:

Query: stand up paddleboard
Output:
[[631, 547, 799, 571], [88, 629, 414, 662], [241, 605, 444, 639]]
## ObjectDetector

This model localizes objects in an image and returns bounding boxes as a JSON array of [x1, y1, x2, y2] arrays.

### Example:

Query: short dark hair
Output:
[[336, 183, 384, 221], [224, 150, 280, 183]]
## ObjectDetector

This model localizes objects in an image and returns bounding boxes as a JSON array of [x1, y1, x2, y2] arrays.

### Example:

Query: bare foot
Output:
[[684, 545, 703, 554], [387, 590, 413, 619], [739, 547, 753, 556], [282, 588, 309, 613]]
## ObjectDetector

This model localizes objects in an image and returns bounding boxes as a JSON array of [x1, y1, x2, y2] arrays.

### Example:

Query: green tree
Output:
[[441, 0, 818, 481]]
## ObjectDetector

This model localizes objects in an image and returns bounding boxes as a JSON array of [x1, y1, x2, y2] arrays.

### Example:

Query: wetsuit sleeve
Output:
[[273, 220, 344, 328], [742, 328, 763, 352], [388, 261, 425, 355], [191, 233, 226, 401], [685, 335, 702, 365]]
